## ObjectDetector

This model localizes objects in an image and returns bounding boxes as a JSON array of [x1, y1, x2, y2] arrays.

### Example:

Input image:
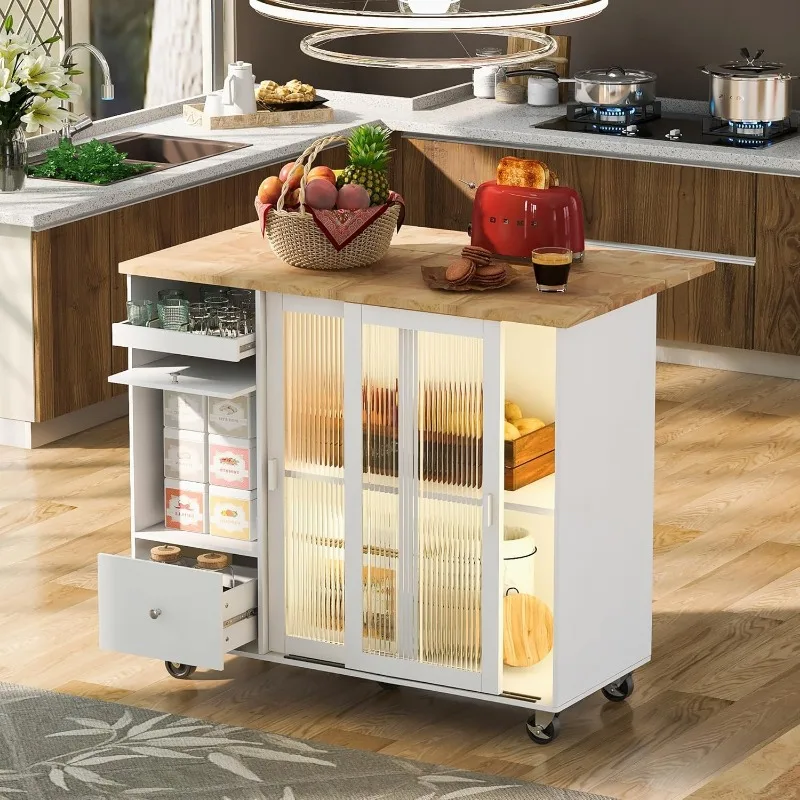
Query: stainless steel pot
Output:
[[700, 49, 798, 122], [562, 66, 657, 106]]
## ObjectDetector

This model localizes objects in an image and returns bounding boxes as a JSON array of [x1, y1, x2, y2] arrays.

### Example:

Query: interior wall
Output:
[[235, 0, 800, 101]]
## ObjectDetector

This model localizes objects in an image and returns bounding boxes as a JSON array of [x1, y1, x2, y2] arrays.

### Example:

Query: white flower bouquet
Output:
[[0, 13, 81, 135]]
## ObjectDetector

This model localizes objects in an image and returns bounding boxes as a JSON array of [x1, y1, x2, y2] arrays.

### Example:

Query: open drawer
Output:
[[112, 321, 256, 362], [98, 555, 257, 670]]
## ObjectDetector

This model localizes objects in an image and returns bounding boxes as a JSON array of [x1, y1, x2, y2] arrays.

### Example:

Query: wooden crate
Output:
[[504, 422, 555, 491]]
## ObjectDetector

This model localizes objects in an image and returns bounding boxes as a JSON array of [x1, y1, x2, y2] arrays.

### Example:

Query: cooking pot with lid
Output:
[[700, 48, 798, 122], [564, 66, 657, 106]]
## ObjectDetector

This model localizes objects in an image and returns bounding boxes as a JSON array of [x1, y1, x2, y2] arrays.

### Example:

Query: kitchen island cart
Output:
[[98, 224, 714, 744]]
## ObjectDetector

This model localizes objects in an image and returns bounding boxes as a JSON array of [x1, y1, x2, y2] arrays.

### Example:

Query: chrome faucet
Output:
[[59, 43, 115, 142]]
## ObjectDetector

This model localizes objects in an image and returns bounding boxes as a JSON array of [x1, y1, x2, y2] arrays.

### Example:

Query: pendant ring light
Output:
[[300, 28, 558, 70], [249, 0, 608, 31]]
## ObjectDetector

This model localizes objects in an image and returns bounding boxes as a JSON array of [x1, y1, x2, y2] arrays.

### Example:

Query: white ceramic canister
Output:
[[527, 73, 560, 106], [502, 526, 536, 597]]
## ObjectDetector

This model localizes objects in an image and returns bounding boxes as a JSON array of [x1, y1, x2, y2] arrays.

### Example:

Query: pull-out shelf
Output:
[[108, 354, 256, 398], [112, 321, 256, 362], [98, 555, 257, 670]]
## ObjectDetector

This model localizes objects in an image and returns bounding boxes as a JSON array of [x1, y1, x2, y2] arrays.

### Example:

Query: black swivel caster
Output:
[[165, 662, 196, 679], [377, 681, 398, 691], [601, 673, 634, 702], [525, 712, 560, 745]]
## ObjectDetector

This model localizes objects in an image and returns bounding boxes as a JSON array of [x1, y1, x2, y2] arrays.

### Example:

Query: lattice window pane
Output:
[[1, 0, 65, 54]]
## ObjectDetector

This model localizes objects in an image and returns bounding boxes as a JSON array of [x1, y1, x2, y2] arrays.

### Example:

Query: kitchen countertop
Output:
[[5, 90, 800, 231], [120, 223, 714, 329]]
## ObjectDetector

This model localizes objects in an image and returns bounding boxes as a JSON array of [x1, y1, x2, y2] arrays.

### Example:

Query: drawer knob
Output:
[[149, 608, 162, 620]]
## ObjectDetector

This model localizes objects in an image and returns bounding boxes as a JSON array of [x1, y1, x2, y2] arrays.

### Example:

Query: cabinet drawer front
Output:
[[98, 554, 256, 669]]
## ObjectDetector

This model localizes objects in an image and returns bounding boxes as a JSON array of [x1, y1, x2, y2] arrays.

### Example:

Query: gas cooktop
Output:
[[536, 103, 799, 148]]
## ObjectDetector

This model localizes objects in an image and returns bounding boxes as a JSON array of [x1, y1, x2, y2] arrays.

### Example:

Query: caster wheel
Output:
[[165, 662, 196, 679], [526, 714, 560, 745], [601, 673, 634, 702], [378, 681, 398, 690]]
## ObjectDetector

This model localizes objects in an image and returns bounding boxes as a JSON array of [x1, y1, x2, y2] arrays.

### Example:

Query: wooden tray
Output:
[[183, 103, 334, 131], [504, 422, 555, 491]]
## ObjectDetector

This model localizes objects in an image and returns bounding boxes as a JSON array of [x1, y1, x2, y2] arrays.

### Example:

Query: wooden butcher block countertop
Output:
[[120, 222, 715, 329]]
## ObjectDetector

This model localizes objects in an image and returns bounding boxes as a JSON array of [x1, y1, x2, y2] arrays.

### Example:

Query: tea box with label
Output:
[[208, 393, 257, 439], [164, 479, 208, 533], [163, 391, 208, 432], [208, 434, 257, 490], [163, 428, 208, 483], [209, 486, 258, 541]]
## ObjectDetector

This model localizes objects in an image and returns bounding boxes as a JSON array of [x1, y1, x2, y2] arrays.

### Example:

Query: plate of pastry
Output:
[[256, 79, 328, 111], [422, 246, 524, 292]]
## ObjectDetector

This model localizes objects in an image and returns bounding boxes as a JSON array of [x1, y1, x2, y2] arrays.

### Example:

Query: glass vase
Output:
[[0, 126, 27, 193]]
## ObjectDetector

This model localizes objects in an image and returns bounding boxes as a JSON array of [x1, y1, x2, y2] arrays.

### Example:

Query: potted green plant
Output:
[[0, 14, 81, 191]]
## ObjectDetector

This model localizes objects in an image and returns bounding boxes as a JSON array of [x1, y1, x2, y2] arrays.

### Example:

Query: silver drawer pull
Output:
[[149, 608, 162, 620]]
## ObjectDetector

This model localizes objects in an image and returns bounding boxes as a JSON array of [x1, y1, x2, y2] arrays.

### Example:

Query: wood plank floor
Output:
[[1, 363, 798, 799]]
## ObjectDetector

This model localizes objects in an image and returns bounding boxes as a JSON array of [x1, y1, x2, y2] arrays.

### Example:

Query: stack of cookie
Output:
[[443, 246, 509, 290]]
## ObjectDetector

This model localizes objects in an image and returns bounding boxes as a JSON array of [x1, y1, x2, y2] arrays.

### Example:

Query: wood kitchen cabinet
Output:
[[401, 137, 756, 351], [30, 147, 347, 423], [32, 215, 113, 421], [754, 174, 800, 356]]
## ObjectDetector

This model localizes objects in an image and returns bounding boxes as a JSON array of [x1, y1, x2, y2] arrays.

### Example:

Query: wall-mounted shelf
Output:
[[112, 321, 256, 362], [109, 355, 256, 398]]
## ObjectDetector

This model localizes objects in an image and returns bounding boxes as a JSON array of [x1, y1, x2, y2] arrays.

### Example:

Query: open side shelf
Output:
[[109, 354, 256, 398], [504, 474, 555, 515], [113, 320, 256, 362], [136, 523, 260, 559]]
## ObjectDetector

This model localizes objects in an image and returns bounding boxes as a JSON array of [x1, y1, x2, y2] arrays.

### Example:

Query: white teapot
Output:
[[222, 61, 257, 116]]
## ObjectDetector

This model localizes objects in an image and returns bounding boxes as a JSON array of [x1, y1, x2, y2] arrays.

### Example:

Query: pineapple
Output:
[[338, 124, 392, 205]]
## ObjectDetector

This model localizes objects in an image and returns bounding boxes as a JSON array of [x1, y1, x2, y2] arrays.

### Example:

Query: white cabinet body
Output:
[[99, 277, 655, 719]]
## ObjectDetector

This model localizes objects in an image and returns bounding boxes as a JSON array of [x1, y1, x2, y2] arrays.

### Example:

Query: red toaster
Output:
[[469, 181, 585, 262]]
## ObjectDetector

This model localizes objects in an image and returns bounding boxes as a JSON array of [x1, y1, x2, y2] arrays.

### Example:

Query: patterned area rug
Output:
[[0, 683, 609, 799]]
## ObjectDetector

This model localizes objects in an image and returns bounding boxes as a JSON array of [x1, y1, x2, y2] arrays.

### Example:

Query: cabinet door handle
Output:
[[149, 608, 162, 620], [485, 494, 494, 528], [267, 459, 277, 492]]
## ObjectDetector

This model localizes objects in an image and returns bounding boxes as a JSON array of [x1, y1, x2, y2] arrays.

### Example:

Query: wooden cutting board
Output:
[[503, 592, 554, 667]]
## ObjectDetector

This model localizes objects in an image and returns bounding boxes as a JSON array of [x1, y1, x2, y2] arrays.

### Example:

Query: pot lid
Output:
[[706, 48, 788, 78], [574, 66, 657, 84]]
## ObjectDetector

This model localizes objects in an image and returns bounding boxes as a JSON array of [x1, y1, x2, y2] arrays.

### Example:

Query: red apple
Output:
[[279, 162, 304, 190], [257, 175, 283, 205], [307, 165, 336, 185]]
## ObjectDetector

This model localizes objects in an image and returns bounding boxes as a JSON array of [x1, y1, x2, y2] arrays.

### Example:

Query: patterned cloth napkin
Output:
[[256, 191, 405, 252]]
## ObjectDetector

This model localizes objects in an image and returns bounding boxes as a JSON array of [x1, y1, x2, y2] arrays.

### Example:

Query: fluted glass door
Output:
[[345, 308, 501, 693]]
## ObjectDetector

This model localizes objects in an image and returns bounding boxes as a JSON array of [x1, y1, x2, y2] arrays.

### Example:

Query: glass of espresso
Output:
[[532, 247, 573, 293]]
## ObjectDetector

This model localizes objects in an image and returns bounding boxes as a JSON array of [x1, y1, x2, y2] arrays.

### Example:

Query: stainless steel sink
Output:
[[29, 132, 251, 185], [106, 132, 250, 165]]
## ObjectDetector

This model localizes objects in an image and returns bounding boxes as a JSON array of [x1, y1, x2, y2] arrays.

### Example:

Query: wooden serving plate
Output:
[[503, 592, 554, 667], [421, 264, 524, 292]]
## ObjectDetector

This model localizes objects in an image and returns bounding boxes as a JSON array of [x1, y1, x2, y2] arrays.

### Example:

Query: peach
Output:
[[307, 165, 336, 185], [279, 162, 304, 190], [336, 183, 371, 211], [304, 177, 338, 210], [285, 188, 301, 207], [257, 175, 283, 205]]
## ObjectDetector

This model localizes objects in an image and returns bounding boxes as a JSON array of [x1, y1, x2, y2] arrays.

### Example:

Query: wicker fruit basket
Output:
[[256, 134, 402, 271]]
